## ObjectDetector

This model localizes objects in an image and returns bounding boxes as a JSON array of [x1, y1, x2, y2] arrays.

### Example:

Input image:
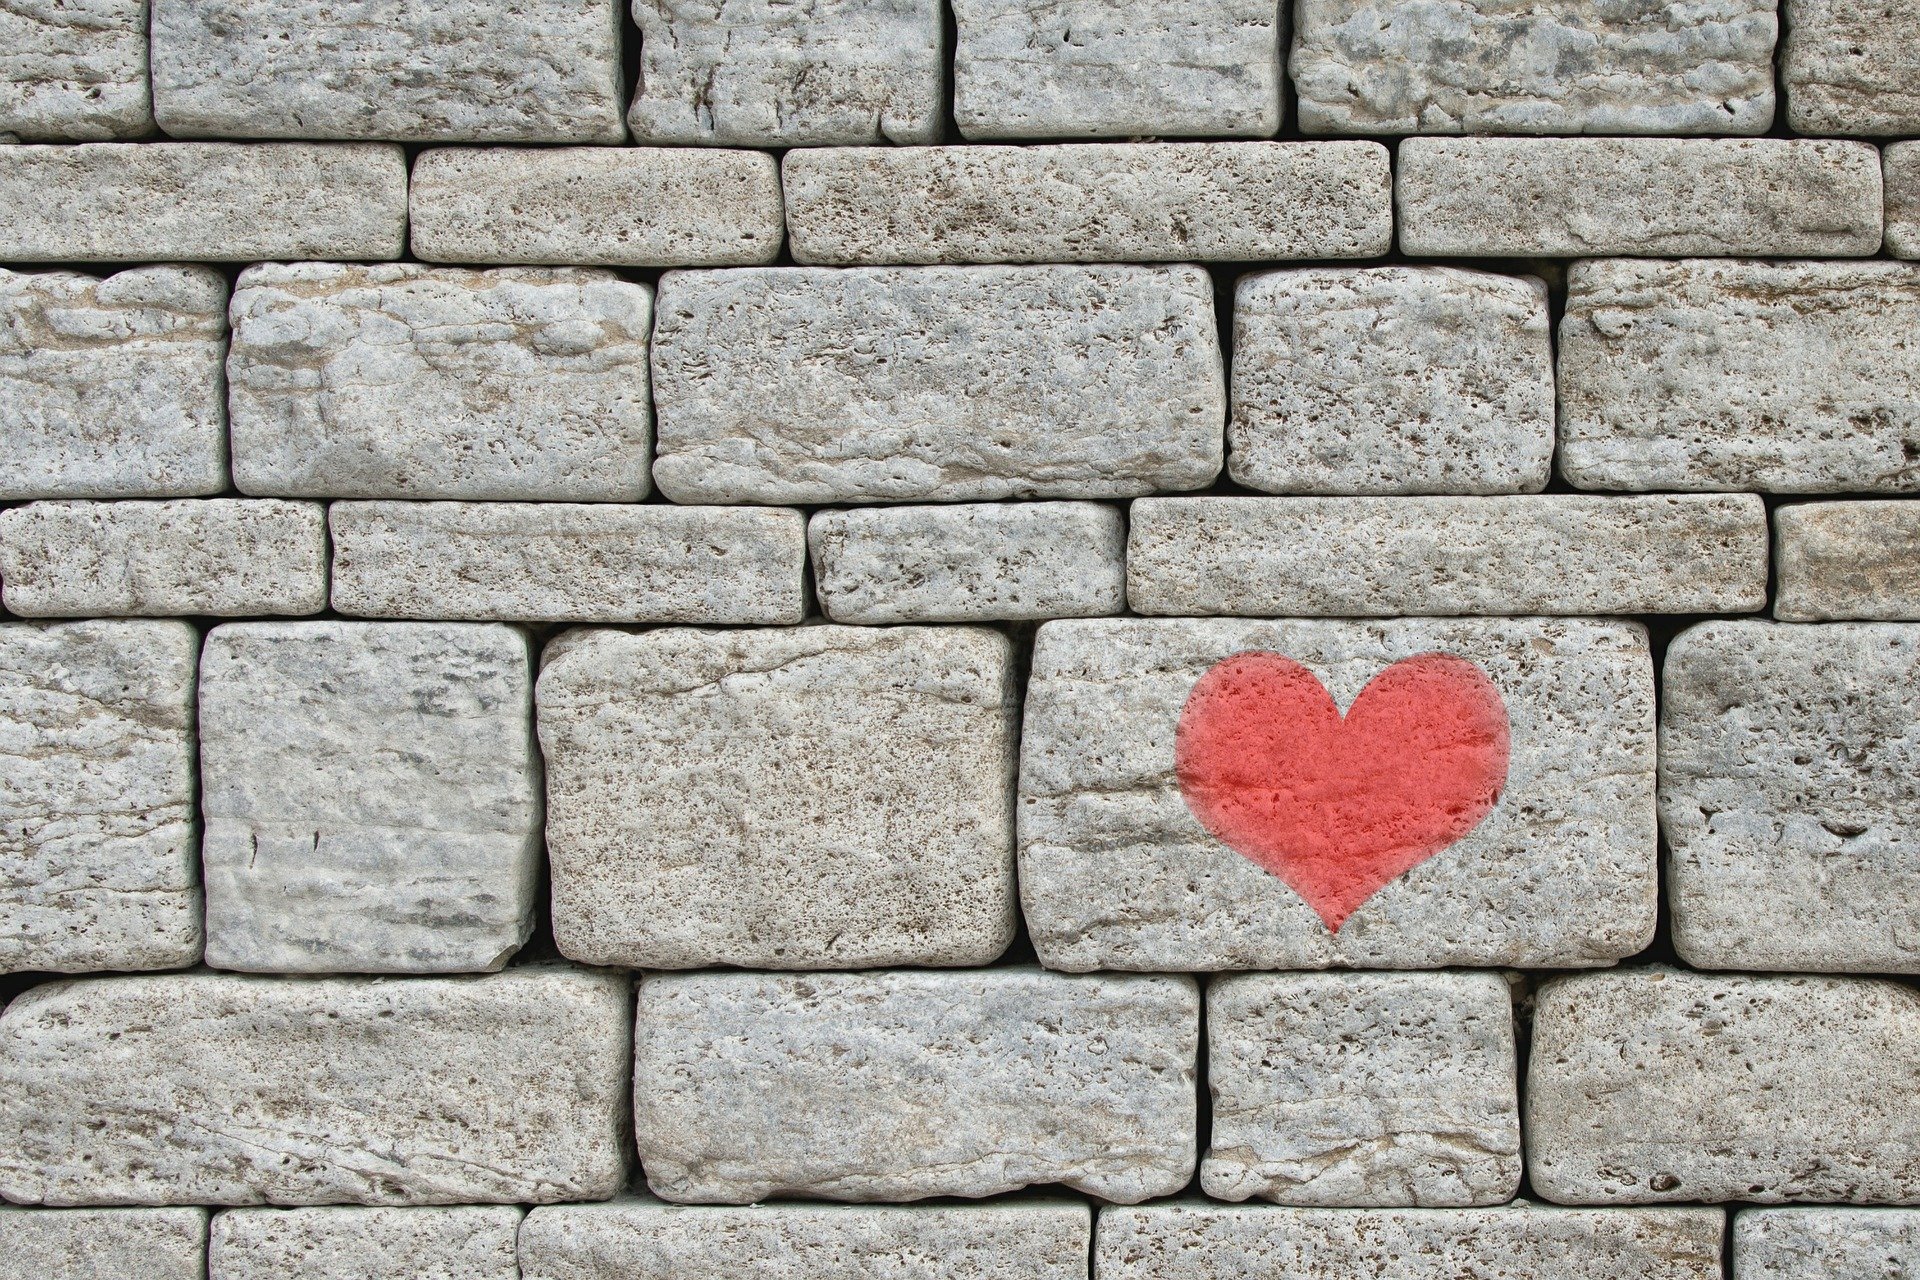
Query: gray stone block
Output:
[[1735, 1208, 1920, 1280], [0, 1207, 208, 1280], [1784, 0, 1920, 135], [0, 0, 153, 140], [1775, 502, 1920, 621], [209, 1206, 521, 1280], [1890, 143, 1920, 259]]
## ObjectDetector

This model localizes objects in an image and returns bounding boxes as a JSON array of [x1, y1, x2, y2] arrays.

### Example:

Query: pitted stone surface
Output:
[[1890, 144, 1920, 260], [1775, 502, 1920, 621], [0, 0, 153, 140], [199, 621, 541, 974], [537, 625, 1015, 969], [1784, 0, 1920, 136], [228, 263, 654, 501], [210, 1206, 522, 1280], [1019, 617, 1656, 971], [0, 1207, 208, 1280], [1229, 267, 1553, 495], [633, 969, 1198, 1203], [784, 142, 1392, 264], [0, 967, 630, 1205], [1735, 1208, 1920, 1280], [651, 265, 1222, 504]]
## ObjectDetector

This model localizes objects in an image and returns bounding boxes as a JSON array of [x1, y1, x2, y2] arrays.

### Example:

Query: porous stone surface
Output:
[[0, 1207, 208, 1280], [536, 625, 1016, 968], [809, 502, 1126, 624], [950, 0, 1283, 140], [198, 621, 541, 974], [209, 1206, 522, 1280], [0, 500, 327, 617], [0, 265, 227, 499], [1784, 0, 1920, 136], [331, 502, 806, 624], [1528, 969, 1920, 1203], [0, 621, 200, 974], [784, 142, 1391, 264], [0, 0, 153, 140], [1126, 495, 1767, 617], [628, 0, 940, 146], [1229, 267, 1553, 495], [0, 967, 630, 1205], [1019, 617, 1657, 971], [228, 262, 654, 501], [651, 265, 1223, 504], [1397, 137, 1884, 258], [1203, 972, 1520, 1207], [1560, 259, 1920, 492], [633, 969, 1198, 1202], [0, 142, 407, 261], [1890, 143, 1920, 259], [1735, 1208, 1920, 1280], [1775, 502, 1920, 621], [1292, 0, 1777, 135], [150, 0, 624, 142]]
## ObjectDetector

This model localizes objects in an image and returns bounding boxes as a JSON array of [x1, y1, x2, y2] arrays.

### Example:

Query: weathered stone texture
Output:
[[228, 263, 654, 501], [1775, 502, 1920, 621], [1735, 1208, 1920, 1280], [1397, 138, 1884, 258], [784, 142, 1391, 264], [1229, 267, 1553, 495], [1784, 0, 1920, 135], [651, 266, 1223, 504], [0, 968, 630, 1205], [0, 1207, 208, 1280], [1020, 617, 1656, 971], [209, 1206, 522, 1280], [0, 0, 153, 140], [199, 622, 541, 974], [634, 969, 1198, 1203], [537, 626, 1015, 969], [1890, 143, 1920, 260]]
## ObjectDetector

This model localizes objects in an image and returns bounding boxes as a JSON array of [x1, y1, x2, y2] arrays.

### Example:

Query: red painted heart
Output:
[[1174, 651, 1510, 933]]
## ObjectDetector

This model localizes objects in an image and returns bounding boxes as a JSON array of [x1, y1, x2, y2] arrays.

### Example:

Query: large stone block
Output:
[[1775, 502, 1920, 621], [1890, 143, 1920, 260], [1735, 1208, 1920, 1279], [209, 1206, 522, 1280], [633, 969, 1198, 1203], [537, 626, 1015, 968], [0, 0, 152, 140], [0, 1208, 207, 1280], [1784, 0, 1920, 135]]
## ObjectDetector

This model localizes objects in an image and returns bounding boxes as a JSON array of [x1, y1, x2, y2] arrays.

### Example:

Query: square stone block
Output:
[[1784, 0, 1920, 135], [0, 0, 153, 141]]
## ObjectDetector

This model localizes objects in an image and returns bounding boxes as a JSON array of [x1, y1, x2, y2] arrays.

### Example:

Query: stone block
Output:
[[209, 1206, 521, 1280], [1890, 143, 1919, 259], [0, 1207, 207, 1280], [1735, 1208, 1920, 1280], [1784, 0, 1920, 135], [1775, 502, 1920, 621], [0, 0, 152, 140]]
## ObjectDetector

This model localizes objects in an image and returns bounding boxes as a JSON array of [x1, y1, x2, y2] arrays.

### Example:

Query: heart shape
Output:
[[1174, 651, 1510, 933]]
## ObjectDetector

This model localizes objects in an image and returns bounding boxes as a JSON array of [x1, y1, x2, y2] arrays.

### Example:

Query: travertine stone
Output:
[[1529, 969, 1920, 1203], [1126, 496, 1767, 616], [409, 146, 782, 267], [628, 0, 941, 146], [0, 967, 630, 1205], [651, 266, 1223, 504], [537, 626, 1016, 968], [0, 266, 227, 499], [634, 969, 1198, 1202], [0, 0, 153, 140], [1735, 1208, 1920, 1279], [331, 502, 806, 624], [1229, 267, 1553, 495], [784, 142, 1391, 264], [0, 1207, 208, 1280], [0, 500, 326, 617], [1775, 503, 1920, 621], [1293, 1, 1777, 135], [951, 0, 1282, 140], [0, 621, 199, 974], [210, 1206, 522, 1280], [199, 622, 541, 974], [1204, 972, 1520, 1207], [0, 143, 406, 261], [150, 0, 623, 142], [1020, 617, 1656, 971], [1890, 144, 1920, 259], [1560, 260, 1920, 492], [1784, 0, 1920, 135], [228, 263, 654, 501], [809, 502, 1126, 624], [1397, 138, 1883, 258]]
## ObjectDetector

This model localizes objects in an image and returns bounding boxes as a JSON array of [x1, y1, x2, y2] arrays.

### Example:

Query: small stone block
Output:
[[1889, 143, 1919, 260], [1735, 1208, 1920, 1280], [209, 1206, 522, 1280], [1775, 502, 1920, 621], [1784, 0, 1920, 136], [0, 0, 153, 141], [0, 1207, 208, 1280]]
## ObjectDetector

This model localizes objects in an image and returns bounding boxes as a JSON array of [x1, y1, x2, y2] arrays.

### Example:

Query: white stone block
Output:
[[1775, 502, 1920, 622], [1735, 1208, 1920, 1280], [0, 1207, 208, 1280], [209, 1206, 521, 1280], [1784, 0, 1920, 135], [1890, 143, 1919, 259], [0, 0, 153, 141]]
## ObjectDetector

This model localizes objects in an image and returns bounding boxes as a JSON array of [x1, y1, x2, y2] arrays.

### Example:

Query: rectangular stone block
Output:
[[1775, 502, 1920, 621], [1126, 496, 1767, 617], [150, 0, 623, 142], [0, 500, 326, 617], [809, 502, 1125, 624], [0, 1207, 208, 1280], [0, 967, 630, 1205], [0, 0, 152, 140], [210, 1206, 521, 1280], [1229, 267, 1553, 495], [1019, 617, 1656, 971], [199, 621, 541, 974], [785, 142, 1391, 264], [1784, 0, 1920, 135], [1735, 1208, 1920, 1279], [0, 143, 406, 261], [537, 626, 1015, 968], [409, 146, 782, 267], [651, 265, 1222, 504], [1561, 260, 1920, 492], [634, 969, 1197, 1203], [1890, 143, 1920, 260], [228, 263, 653, 501], [1397, 138, 1883, 258]]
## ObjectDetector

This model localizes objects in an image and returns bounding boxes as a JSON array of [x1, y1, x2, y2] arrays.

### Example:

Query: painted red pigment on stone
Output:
[[1175, 651, 1510, 932]]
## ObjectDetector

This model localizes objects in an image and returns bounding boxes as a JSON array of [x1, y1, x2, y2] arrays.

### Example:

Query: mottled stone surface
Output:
[[785, 142, 1391, 264], [651, 266, 1222, 504], [1735, 1208, 1920, 1280], [537, 626, 1015, 968], [0, 968, 630, 1205], [1890, 143, 1920, 259], [0, 0, 153, 140], [228, 263, 653, 501], [1019, 617, 1656, 971], [210, 1206, 522, 1280], [0, 1207, 208, 1280], [1784, 0, 1920, 135], [634, 969, 1198, 1203], [1397, 137, 1883, 257], [1775, 502, 1920, 621], [199, 622, 541, 974], [1229, 267, 1553, 495]]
